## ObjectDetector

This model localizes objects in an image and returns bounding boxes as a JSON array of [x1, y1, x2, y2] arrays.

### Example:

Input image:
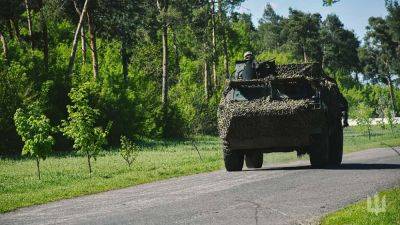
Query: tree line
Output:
[[0, 0, 399, 156]]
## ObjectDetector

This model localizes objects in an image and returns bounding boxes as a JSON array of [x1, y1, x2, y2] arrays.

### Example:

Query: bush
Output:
[[119, 136, 140, 167], [385, 107, 396, 132], [354, 103, 374, 139]]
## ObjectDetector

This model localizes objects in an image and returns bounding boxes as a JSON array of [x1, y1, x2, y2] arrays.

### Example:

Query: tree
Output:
[[72, 0, 87, 64], [61, 82, 109, 174], [210, 0, 217, 88], [87, 4, 99, 80], [156, 0, 169, 136], [323, 0, 340, 6], [230, 12, 256, 59], [95, 0, 146, 83], [0, 0, 24, 41], [386, 0, 400, 81], [67, 0, 90, 77], [24, 0, 33, 48], [217, 0, 244, 77], [218, 0, 229, 77], [320, 14, 360, 76], [281, 9, 322, 63], [37, 0, 49, 70], [362, 16, 398, 114], [256, 3, 283, 52], [0, 30, 7, 60], [14, 103, 55, 179]]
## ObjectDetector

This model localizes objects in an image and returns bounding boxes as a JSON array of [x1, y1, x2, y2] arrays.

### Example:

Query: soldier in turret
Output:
[[244, 51, 254, 61]]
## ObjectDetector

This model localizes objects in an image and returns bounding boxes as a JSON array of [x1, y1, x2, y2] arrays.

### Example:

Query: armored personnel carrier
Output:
[[218, 60, 348, 171]]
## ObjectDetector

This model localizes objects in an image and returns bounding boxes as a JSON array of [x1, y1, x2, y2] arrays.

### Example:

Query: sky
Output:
[[237, 0, 388, 40]]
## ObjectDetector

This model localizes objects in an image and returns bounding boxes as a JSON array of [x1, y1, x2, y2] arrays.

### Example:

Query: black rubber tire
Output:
[[223, 143, 244, 171], [245, 152, 263, 169], [309, 134, 330, 168], [328, 125, 343, 166]]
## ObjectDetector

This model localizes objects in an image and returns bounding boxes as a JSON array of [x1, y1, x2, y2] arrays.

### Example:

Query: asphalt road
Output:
[[1, 147, 400, 225]]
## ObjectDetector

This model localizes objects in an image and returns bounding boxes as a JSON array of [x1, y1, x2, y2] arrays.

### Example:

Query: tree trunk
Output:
[[38, 0, 49, 71], [73, 0, 87, 64], [68, 0, 90, 77], [86, 151, 92, 175], [171, 28, 180, 81], [0, 31, 8, 60], [25, 0, 33, 48], [10, 19, 20, 42], [387, 75, 397, 115], [87, 11, 99, 80], [204, 60, 209, 99], [161, 22, 169, 119], [120, 33, 129, 83], [303, 45, 308, 63], [157, 0, 169, 136], [36, 157, 41, 180], [218, 0, 229, 78], [211, 0, 217, 88], [81, 26, 87, 64], [7, 20, 13, 39]]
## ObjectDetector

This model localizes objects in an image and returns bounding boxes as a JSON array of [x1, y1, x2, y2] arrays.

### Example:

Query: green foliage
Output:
[[14, 104, 55, 158], [384, 107, 396, 131], [0, 61, 29, 155], [323, 0, 340, 6], [321, 14, 360, 74], [257, 51, 298, 64], [354, 103, 374, 139], [255, 4, 283, 53], [61, 82, 110, 174], [281, 9, 322, 63], [0, 0, 399, 157], [13, 103, 55, 179], [119, 136, 140, 167]]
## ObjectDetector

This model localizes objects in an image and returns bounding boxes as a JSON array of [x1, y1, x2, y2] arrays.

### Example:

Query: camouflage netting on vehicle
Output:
[[275, 63, 322, 78], [218, 99, 325, 141], [217, 62, 347, 147]]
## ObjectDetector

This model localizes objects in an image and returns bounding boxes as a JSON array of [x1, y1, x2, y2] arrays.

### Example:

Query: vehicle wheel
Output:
[[223, 142, 244, 171], [328, 125, 343, 166], [309, 134, 329, 168], [245, 152, 263, 169]]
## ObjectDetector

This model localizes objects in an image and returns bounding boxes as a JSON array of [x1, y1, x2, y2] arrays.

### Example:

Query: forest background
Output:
[[1, 0, 400, 156]]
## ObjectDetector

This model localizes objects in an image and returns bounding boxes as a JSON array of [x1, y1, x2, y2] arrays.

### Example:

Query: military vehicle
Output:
[[217, 60, 348, 171]]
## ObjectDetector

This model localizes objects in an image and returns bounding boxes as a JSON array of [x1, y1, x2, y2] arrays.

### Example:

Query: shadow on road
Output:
[[247, 163, 400, 171]]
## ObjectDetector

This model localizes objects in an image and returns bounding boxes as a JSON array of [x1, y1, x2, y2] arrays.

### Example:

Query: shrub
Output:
[[385, 107, 396, 132], [119, 136, 140, 167], [354, 103, 374, 139]]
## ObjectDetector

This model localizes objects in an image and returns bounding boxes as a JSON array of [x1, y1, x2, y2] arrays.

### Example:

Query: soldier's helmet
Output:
[[244, 51, 253, 60]]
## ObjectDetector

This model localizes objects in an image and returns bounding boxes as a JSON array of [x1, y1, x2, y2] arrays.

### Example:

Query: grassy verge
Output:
[[343, 126, 400, 153], [320, 187, 400, 225], [1, 126, 400, 213]]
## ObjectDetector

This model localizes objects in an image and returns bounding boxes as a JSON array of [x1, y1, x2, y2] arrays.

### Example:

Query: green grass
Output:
[[343, 126, 400, 153], [1, 126, 400, 213], [320, 187, 400, 225]]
